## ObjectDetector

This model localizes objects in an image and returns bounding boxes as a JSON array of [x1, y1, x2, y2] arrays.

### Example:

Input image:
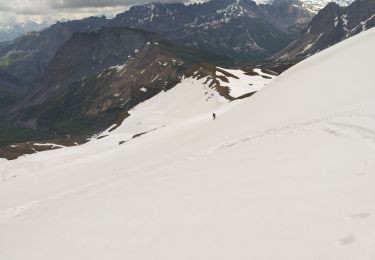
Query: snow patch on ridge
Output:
[[216, 68, 276, 98]]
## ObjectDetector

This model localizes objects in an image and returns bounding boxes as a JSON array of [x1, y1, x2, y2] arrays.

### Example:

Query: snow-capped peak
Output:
[[254, 0, 355, 12]]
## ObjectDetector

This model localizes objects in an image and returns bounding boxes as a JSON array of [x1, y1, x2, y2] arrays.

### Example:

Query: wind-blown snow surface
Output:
[[1, 28, 375, 260]]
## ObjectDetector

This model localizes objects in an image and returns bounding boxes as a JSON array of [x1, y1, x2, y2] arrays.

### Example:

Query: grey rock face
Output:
[[272, 0, 375, 61]]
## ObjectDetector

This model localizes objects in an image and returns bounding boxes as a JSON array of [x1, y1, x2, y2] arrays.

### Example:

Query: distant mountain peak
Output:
[[0, 21, 49, 42], [255, 0, 355, 12], [271, 0, 375, 61]]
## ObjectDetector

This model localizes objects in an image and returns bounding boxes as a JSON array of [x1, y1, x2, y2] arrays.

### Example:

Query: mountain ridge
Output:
[[255, 0, 355, 12], [271, 0, 375, 61], [0, 0, 313, 86]]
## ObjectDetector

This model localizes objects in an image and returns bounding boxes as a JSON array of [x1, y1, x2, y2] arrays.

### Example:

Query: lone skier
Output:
[[213, 113, 216, 120]]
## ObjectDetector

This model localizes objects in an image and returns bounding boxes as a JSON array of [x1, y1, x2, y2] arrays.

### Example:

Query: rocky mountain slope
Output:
[[110, 0, 313, 60], [272, 0, 375, 61], [0, 0, 313, 89], [0, 27, 239, 147], [0, 16, 109, 85], [0, 27, 287, 159], [259, 0, 314, 39], [0, 70, 25, 111]]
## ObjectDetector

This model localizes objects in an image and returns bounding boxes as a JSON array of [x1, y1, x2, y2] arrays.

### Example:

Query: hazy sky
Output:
[[0, 0, 188, 26]]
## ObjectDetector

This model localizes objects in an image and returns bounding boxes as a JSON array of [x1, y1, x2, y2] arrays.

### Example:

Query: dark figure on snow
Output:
[[213, 113, 216, 120]]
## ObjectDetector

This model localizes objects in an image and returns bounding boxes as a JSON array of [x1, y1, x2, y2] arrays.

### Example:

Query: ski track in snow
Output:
[[1, 109, 375, 243], [176, 110, 375, 165], [136, 109, 375, 253], [2, 111, 375, 222], [325, 122, 375, 148], [0, 171, 128, 222]]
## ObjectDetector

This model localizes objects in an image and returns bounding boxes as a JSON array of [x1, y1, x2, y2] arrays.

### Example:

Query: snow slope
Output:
[[0, 28, 375, 260]]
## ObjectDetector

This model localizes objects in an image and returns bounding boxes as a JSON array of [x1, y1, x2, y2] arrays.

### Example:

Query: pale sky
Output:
[[0, 0, 188, 26]]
